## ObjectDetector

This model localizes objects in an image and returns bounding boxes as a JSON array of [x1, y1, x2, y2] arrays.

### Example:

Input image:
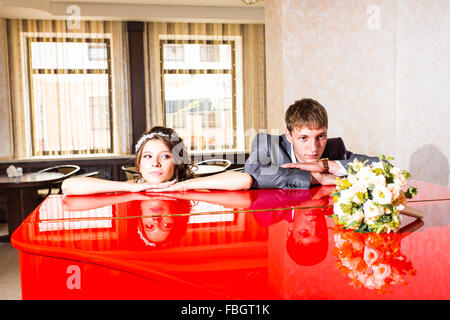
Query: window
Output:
[[160, 38, 243, 152], [27, 37, 112, 156]]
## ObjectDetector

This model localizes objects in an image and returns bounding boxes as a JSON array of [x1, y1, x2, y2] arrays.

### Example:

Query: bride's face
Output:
[[140, 200, 174, 243], [139, 139, 175, 184]]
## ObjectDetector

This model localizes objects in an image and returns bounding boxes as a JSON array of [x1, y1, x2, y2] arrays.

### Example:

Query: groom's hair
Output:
[[285, 98, 328, 132]]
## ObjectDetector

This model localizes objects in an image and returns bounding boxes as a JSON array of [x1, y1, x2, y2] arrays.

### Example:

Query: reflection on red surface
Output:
[[10, 181, 450, 299], [333, 226, 416, 293]]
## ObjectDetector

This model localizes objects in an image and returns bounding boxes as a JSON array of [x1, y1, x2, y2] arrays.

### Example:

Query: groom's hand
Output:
[[280, 162, 323, 172], [310, 172, 338, 186], [280, 161, 340, 174]]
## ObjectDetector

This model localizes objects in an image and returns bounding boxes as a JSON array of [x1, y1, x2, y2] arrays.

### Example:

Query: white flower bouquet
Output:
[[331, 155, 418, 233]]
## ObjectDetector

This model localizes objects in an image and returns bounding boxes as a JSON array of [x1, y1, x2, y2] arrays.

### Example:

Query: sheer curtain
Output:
[[144, 22, 266, 152], [6, 19, 131, 158]]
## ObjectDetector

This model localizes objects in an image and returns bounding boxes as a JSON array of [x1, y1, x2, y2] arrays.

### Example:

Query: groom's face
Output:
[[286, 126, 328, 163]]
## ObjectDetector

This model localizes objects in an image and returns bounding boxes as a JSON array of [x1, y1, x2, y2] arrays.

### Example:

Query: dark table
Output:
[[0, 172, 64, 239]]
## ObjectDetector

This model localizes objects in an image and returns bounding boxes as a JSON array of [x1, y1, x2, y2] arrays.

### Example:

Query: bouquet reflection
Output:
[[333, 221, 421, 293]]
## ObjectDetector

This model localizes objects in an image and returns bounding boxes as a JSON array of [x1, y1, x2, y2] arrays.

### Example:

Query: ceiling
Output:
[[0, 0, 265, 23], [53, 0, 265, 7]]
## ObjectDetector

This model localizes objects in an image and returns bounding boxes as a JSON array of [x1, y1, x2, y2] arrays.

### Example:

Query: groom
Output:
[[244, 98, 379, 189]]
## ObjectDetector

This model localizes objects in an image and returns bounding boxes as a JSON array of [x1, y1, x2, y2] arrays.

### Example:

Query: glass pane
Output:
[[31, 74, 111, 154], [163, 43, 231, 70], [30, 41, 108, 70], [163, 73, 234, 151]]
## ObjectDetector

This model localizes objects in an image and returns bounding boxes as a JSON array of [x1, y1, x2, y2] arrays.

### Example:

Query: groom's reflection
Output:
[[251, 186, 334, 266], [286, 205, 329, 266]]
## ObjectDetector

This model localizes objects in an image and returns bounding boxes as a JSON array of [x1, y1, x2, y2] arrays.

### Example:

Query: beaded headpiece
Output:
[[135, 132, 172, 153]]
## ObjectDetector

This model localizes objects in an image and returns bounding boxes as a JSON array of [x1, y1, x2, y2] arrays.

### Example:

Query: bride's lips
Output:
[[148, 171, 163, 176]]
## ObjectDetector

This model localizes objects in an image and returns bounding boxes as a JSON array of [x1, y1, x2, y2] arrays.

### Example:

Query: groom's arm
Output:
[[244, 133, 312, 189]]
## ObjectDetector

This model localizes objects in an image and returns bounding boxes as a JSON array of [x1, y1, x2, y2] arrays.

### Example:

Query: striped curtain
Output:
[[6, 19, 131, 158], [144, 22, 266, 152]]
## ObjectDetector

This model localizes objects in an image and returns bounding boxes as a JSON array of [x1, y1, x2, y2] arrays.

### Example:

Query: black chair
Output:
[[121, 165, 139, 181], [77, 171, 100, 178], [192, 159, 232, 177], [37, 165, 80, 198]]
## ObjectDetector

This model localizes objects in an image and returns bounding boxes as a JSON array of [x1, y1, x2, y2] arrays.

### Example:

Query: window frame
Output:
[[159, 38, 241, 152], [25, 36, 114, 156]]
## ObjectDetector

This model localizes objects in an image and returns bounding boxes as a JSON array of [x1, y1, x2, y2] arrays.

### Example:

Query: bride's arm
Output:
[[146, 171, 253, 192], [61, 176, 175, 195]]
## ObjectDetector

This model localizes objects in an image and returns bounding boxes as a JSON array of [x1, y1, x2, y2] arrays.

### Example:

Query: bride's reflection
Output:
[[332, 220, 421, 292], [137, 198, 191, 248]]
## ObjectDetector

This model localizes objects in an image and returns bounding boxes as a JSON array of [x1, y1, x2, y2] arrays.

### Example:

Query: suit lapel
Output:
[[280, 134, 293, 162]]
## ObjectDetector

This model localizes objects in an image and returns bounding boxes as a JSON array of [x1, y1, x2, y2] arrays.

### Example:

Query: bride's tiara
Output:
[[135, 132, 171, 152]]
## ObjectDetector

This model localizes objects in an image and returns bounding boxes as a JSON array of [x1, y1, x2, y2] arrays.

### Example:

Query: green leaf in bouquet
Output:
[[330, 191, 340, 197], [340, 203, 353, 214], [381, 204, 393, 211], [355, 192, 366, 203], [383, 169, 394, 183], [378, 214, 392, 223], [348, 221, 361, 229], [347, 166, 357, 176], [405, 186, 418, 198], [354, 223, 370, 233], [373, 168, 384, 176], [378, 154, 394, 162], [402, 170, 411, 179], [351, 206, 359, 214]]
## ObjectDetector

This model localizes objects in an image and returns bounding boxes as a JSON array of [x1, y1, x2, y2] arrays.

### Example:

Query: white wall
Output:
[[265, 0, 449, 186]]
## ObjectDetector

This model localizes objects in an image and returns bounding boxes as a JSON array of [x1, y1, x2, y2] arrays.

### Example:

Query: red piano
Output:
[[10, 180, 450, 299]]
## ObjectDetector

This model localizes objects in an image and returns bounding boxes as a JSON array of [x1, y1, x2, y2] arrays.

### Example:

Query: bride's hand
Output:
[[145, 180, 190, 193], [128, 179, 177, 192]]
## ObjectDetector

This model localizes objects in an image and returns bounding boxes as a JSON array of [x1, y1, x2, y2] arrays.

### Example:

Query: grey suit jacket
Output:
[[244, 133, 379, 189]]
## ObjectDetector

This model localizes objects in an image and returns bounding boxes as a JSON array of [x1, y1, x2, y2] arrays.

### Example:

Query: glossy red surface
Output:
[[11, 180, 450, 299]]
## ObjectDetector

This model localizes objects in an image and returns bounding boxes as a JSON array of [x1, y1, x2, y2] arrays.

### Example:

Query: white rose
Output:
[[387, 183, 401, 200], [348, 173, 358, 185], [372, 185, 392, 205], [390, 166, 402, 177], [356, 166, 376, 187], [352, 182, 367, 194], [339, 188, 354, 204], [370, 161, 384, 171], [391, 167, 407, 187], [333, 201, 346, 218], [363, 200, 383, 224], [372, 173, 386, 187], [349, 158, 364, 172], [349, 209, 364, 224], [349, 183, 367, 204]]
